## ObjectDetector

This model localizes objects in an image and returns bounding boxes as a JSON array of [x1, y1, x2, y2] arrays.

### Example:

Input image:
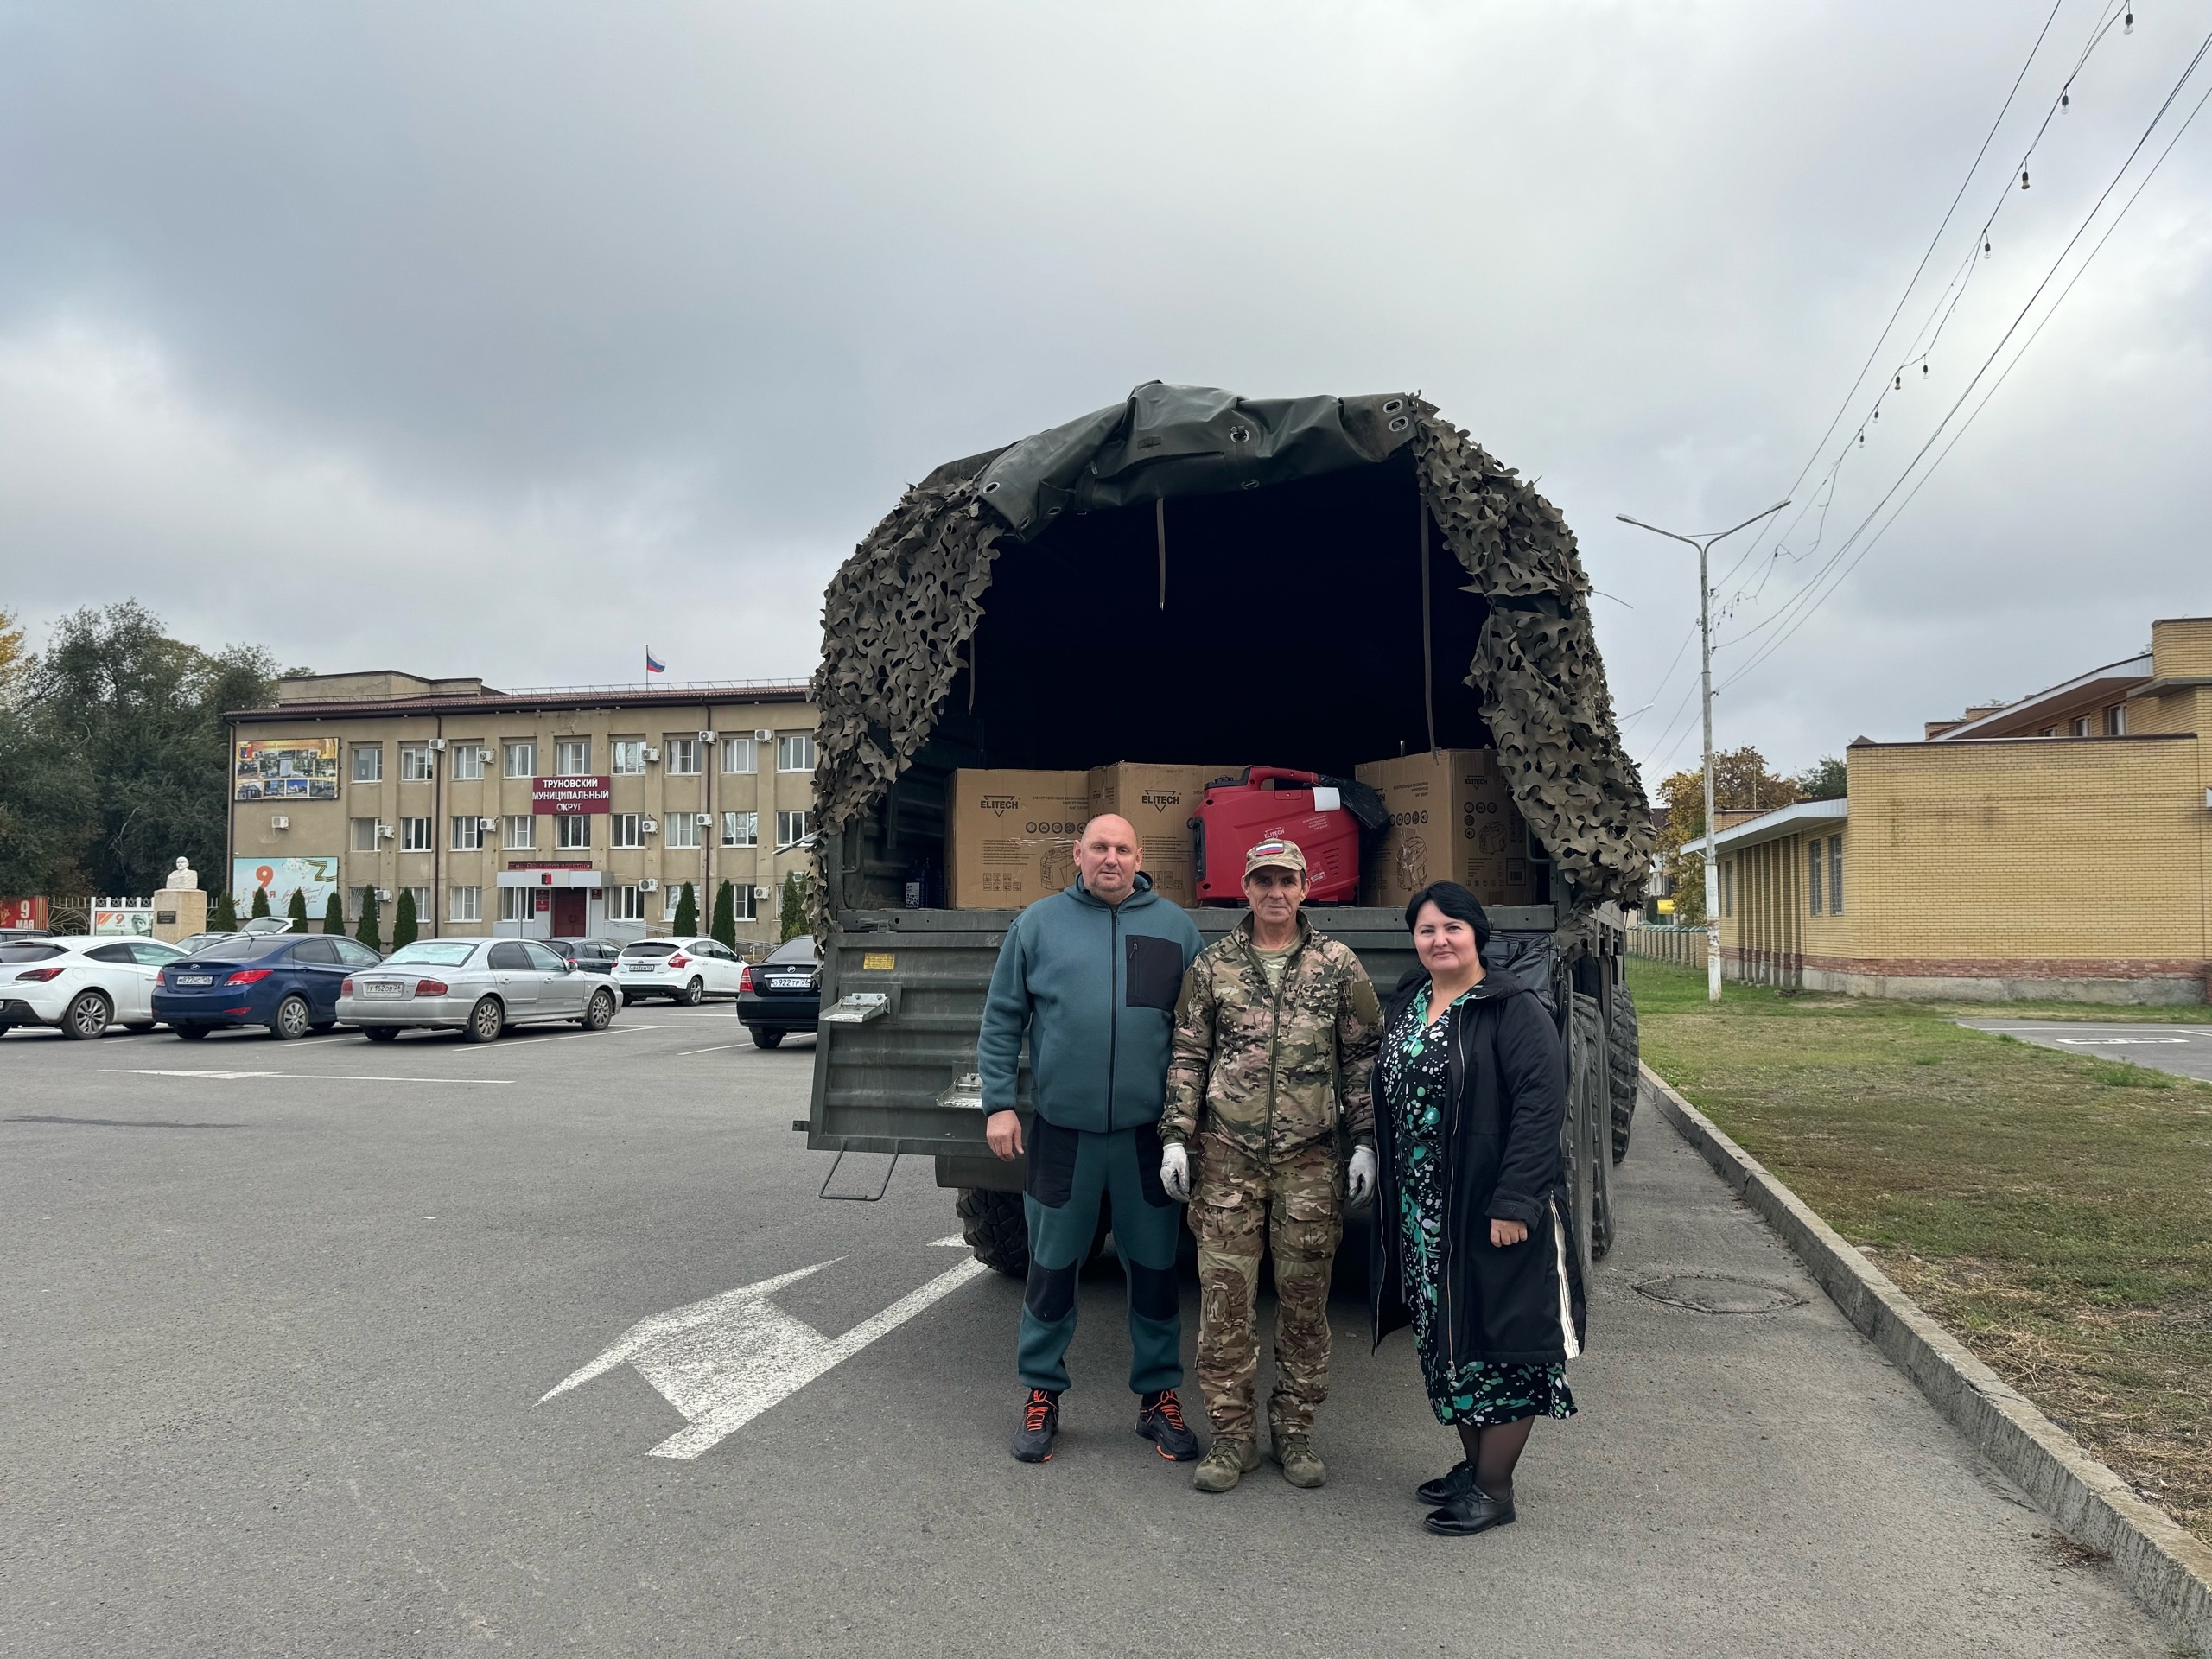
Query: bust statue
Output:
[[166, 856, 200, 892]]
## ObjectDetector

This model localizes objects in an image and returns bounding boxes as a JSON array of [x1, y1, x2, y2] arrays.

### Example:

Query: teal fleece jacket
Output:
[[976, 874, 1205, 1133]]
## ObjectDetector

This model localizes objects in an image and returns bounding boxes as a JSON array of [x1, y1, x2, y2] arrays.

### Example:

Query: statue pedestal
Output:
[[153, 887, 207, 943]]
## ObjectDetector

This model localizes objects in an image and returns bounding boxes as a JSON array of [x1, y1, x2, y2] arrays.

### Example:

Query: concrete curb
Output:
[[1642, 1062, 2212, 1657]]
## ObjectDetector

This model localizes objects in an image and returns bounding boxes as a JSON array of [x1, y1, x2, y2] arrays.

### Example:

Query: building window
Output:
[[612, 813, 644, 849], [401, 817, 432, 852], [398, 747, 435, 782], [664, 885, 688, 918], [721, 736, 757, 774], [777, 810, 812, 849], [504, 741, 536, 779], [668, 812, 702, 849], [2069, 715, 2090, 737], [348, 885, 374, 919], [450, 885, 481, 923], [556, 814, 591, 849], [352, 746, 383, 784], [1808, 840, 1823, 915], [721, 810, 757, 848], [352, 817, 379, 853], [452, 816, 485, 851], [1828, 836, 1844, 915], [664, 737, 701, 775], [452, 743, 486, 781], [613, 740, 647, 776], [502, 815, 535, 850], [2105, 703, 2127, 736], [402, 885, 431, 921], [777, 734, 816, 772], [1721, 858, 1733, 918], [556, 739, 591, 776], [614, 885, 647, 921], [733, 884, 759, 922], [500, 887, 538, 923]]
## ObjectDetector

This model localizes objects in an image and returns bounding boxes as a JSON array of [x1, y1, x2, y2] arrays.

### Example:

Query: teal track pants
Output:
[[1016, 1121, 1185, 1395]]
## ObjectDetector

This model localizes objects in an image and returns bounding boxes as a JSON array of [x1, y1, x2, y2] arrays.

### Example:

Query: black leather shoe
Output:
[[1135, 1389, 1201, 1461], [1012, 1389, 1060, 1463], [1424, 1485, 1516, 1536], [1417, 1461, 1475, 1504]]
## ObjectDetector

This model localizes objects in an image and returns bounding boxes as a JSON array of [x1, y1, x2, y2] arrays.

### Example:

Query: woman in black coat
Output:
[[1369, 880, 1586, 1536]]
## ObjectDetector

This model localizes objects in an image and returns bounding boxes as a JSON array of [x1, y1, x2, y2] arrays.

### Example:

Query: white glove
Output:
[[1160, 1141, 1191, 1204], [1347, 1145, 1378, 1208]]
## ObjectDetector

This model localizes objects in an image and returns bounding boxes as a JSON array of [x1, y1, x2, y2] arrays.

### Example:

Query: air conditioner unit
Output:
[[270, 814, 289, 830], [640, 817, 658, 834], [695, 812, 712, 825], [753, 885, 771, 899], [476, 747, 493, 762], [698, 730, 715, 744], [753, 728, 772, 742], [375, 889, 393, 902], [375, 822, 394, 839], [643, 747, 660, 762], [638, 877, 660, 893], [429, 737, 448, 752], [478, 816, 498, 830]]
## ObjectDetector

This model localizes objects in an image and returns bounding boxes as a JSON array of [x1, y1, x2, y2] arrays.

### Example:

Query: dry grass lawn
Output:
[[1630, 958, 2212, 1546]]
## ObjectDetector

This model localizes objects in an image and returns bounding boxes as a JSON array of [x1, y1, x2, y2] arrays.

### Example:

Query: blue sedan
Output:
[[154, 933, 386, 1040]]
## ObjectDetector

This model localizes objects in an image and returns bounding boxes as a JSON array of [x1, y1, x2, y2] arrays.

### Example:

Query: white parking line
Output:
[[107, 1070, 512, 1084], [675, 1043, 755, 1056]]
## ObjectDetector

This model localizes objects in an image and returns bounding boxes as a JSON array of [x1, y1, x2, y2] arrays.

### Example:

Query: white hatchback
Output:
[[0, 936, 191, 1039], [613, 937, 747, 1005]]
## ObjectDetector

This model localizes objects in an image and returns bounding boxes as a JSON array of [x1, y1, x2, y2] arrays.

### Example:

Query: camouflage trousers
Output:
[[1187, 1136, 1344, 1443]]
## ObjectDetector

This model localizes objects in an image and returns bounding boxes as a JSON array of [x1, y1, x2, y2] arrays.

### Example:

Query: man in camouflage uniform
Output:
[[1159, 837, 1383, 1491]]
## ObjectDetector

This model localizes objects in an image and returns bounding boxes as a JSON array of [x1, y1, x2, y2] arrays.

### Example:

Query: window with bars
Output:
[[402, 817, 432, 852], [777, 810, 811, 849], [502, 815, 535, 850], [664, 737, 700, 775], [721, 736, 757, 774], [449, 886, 481, 923], [776, 734, 815, 772], [1828, 836, 1845, 914], [556, 814, 591, 849], [504, 741, 536, 779], [668, 813, 702, 849], [721, 810, 757, 848], [452, 816, 485, 850], [400, 747, 435, 782], [613, 740, 647, 775], [451, 744, 485, 781], [352, 746, 383, 783]]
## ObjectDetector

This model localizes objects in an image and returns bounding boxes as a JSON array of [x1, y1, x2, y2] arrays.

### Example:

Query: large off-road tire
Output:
[[1608, 980, 1641, 1166], [1570, 991, 1614, 1264], [957, 1187, 1030, 1277]]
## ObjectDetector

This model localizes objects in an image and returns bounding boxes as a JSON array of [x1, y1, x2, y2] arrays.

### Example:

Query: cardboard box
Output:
[[947, 770, 1090, 909], [1084, 763, 1235, 907], [1354, 750, 1541, 911]]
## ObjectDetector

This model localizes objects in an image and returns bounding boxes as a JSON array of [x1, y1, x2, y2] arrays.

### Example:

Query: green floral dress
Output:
[[1382, 983, 1577, 1428]]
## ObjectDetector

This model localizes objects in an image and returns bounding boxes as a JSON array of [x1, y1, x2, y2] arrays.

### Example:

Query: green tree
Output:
[[286, 888, 309, 929], [356, 888, 382, 953], [391, 888, 418, 950], [1796, 755, 1847, 800], [212, 889, 239, 931], [672, 880, 698, 935], [1652, 747, 1800, 926], [250, 884, 271, 918], [322, 891, 346, 934], [710, 880, 737, 950], [779, 871, 811, 943]]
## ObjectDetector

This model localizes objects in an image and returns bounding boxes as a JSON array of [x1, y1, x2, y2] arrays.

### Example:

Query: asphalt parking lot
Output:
[[1961, 1018, 2212, 1083], [2, 1008, 2175, 1656]]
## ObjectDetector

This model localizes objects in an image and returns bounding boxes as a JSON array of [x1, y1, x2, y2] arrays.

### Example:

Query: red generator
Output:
[[1192, 768, 1363, 906]]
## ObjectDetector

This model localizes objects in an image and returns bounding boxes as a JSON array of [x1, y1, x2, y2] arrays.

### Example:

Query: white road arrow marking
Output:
[[540, 1252, 990, 1459]]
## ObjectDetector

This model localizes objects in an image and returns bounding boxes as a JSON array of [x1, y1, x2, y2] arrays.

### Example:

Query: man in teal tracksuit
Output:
[[978, 812, 1204, 1465]]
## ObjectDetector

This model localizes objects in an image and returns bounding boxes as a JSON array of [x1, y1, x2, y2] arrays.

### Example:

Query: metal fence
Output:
[[1626, 923, 1707, 973]]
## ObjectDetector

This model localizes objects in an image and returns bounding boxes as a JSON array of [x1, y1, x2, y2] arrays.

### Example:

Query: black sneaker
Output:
[[1012, 1389, 1060, 1462], [1135, 1389, 1200, 1461]]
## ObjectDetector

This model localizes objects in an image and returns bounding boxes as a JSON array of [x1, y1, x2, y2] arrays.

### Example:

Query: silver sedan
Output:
[[337, 938, 620, 1043]]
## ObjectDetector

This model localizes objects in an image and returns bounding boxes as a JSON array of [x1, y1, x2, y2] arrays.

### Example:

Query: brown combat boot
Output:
[[1192, 1438, 1261, 1493], [1272, 1432, 1325, 1488]]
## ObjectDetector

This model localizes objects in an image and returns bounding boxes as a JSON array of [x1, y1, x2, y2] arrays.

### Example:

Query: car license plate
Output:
[[176, 975, 213, 988], [362, 982, 406, 999], [769, 978, 809, 991]]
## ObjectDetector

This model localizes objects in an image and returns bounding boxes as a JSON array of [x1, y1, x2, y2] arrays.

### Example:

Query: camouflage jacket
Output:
[[1160, 913, 1384, 1157]]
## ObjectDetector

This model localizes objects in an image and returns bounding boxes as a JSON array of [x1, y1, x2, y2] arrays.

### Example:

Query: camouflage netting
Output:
[[809, 393, 1652, 938]]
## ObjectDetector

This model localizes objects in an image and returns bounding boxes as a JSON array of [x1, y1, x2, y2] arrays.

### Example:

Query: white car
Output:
[[613, 937, 748, 1005], [0, 936, 191, 1039]]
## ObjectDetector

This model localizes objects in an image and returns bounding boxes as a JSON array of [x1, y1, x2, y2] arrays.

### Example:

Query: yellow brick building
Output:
[[226, 672, 818, 946], [1713, 616, 2212, 1004]]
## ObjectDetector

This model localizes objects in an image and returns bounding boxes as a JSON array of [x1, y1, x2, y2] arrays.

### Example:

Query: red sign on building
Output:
[[531, 776, 611, 815]]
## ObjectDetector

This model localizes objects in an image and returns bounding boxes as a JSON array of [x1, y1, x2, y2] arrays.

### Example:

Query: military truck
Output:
[[798, 383, 1655, 1282]]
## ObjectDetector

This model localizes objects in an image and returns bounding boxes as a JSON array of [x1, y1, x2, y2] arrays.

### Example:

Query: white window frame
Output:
[[401, 817, 433, 852], [502, 815, 536, 851], [663, 885, 688, 918], [612, 813, 645, 849], [399, 747, 435, 782], [449, 885, 481, 923], [776, 734, 815, 772], [500, 887, 538, 923], [556, 814, 592, 849], [352, 746, 383, 784], [721, 736, 757, 774], [668, 813, 702, 849], [504, 741, 536, 779], [452, 816, 485, 851], [721, 810, 757, 848], [664, 737, 701, 776], [733, 885, 758, 922], [614, 885, 646, 921], [451, 744, 485, 781], [556, 739, 591, 777], [351, 817, 378, 854], [348, 885, 374, 920], [613, 740, 647, 776], [401, 885, 431, 921], [776, 810, 811, 850]]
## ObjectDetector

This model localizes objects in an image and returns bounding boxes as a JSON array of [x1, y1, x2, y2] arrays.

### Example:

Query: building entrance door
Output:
[[553, 889, 586, 935]]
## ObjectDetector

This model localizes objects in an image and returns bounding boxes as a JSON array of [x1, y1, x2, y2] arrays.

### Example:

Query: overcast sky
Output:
[[4, 0, 2208, 787]]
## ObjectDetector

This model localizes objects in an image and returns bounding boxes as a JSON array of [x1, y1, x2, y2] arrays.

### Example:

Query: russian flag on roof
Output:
[[645, 649, 666, 675]]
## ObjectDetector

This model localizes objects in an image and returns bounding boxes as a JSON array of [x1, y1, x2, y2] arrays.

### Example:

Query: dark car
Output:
[[545, 937, 622, 975], [736, 935, 819, 1048], [153, 933, 384, 1039]]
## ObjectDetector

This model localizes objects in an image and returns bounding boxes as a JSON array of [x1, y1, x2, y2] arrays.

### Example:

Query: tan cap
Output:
[[1243, 837, 1307, 880]]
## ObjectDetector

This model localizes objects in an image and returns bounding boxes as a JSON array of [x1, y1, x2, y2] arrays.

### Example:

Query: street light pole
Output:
[[1616, 501, 1789, 1003]]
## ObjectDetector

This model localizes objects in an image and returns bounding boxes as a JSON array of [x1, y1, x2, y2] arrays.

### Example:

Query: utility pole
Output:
[[1616, 501, 1789, 1002]]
